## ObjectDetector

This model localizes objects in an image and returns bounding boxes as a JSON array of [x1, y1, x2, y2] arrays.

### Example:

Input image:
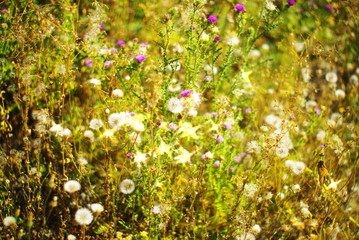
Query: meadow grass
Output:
[[0, 0, 358, 239]]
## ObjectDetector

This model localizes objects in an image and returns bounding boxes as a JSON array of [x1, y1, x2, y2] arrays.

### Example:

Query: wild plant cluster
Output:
[[0, 0, 358, 239]]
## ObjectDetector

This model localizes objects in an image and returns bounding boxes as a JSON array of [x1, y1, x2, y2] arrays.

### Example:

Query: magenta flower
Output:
[[117, 40, 125, 46], [288, 0, 296, 6], [245, 108, 252, 113], [230, 167, 236, 172], [234, 157, 242, 163], [290, 114, 296, 119], [211, 112, 218, 117], [110, 48, 118, 54], [126, 153, 133, 158], [206, 76, 212, 81], [180, 89, 193, 97], [214, 160, 220, 167], [135, 55, 146, 62], [129, 112, 135, 117], [207, 15, 218, 23], [104, 60, 113, 68], [240, 152, 248, 158], [214, 36, 221, 41], [216, 136, 224, 143], [141, 42, 149, 46], [235, 4, 246, 12], [99, 24, 105, 31], [224, 122, 232, 129], [315, 108, 321, 114], [326, 4, 333, 11], [85, 59, 93, 67], [2, 9, 9, 14]]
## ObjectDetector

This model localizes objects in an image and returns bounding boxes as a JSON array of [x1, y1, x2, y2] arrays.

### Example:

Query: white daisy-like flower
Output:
[[90, 203, 104, 214], [120, 179, 135, 194], [50, 124, 64, 136], [89, 119, 103, 130], [75, 208, 93, 225], [89, 78, 101, 86], [265, 0, 277, 11], [112, 89, 124, 98], [167, 97, 184, 114], [64, 180, 81, 193], [134, 152, 147, 166], [3, 216, 16, 227]]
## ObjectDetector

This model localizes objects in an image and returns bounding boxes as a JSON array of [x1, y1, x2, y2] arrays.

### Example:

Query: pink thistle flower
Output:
[[180, 89, 193, 97], [224, 122, 232, 129], [235, 4, 246, 12], [99, 24, 105, 31], [117, 40, 125, 46], [216, 136, 224, 142], [214, 160, 220, 167], [211, 112, 218, 117], [85, 59, 93, 67], [326, 4, 333, 11], [104, 60, 113, 68], [207, 15, 218, 23], [135, 55, 146, 62], [234, 156, 242, 163], [214, 36, 221, 41], [288, 0, 296, 6]]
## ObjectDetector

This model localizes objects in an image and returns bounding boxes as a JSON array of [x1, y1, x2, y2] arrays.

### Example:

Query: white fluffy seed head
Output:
[[64, 180, 81, 193], [75, 208, 93, 225], [120, 179, 135, 194], [90, 203, 104, 214], [3, 216, 16, 227]]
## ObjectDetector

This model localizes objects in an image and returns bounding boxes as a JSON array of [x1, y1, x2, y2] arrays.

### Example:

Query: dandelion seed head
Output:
[[64, 180, 81, 193], [120, 179, 135, 194], [3, 216, 16, 227], [75, 208, 93, 225], [89, 119, 103, 130], [90, 203, 104, 214]]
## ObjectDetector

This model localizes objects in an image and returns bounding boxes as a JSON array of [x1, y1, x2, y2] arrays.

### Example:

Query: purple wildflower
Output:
[[230, 167, 236, 172], [290, 114, 296, 119], [235, 4, 246, 12], [126, 153, 133, 158], [214, 160, 220, 167], [320, 145, 325, 149], [168, 122, 178, 130], [224, 122, 232, 129], [245, 108, 252, 113], [85, 59, 93, 67], [135, 55, 146, 62], [117, 40, 125, 46], [216, 136, 224, 143], [141, 42, 149, 46], [206, 76, 212, 81], [104, 60, 113, 68], [129, 112, 135, 117], [326, 4, 333, 11], [211, 112, 218, 117], [234, 156, 242, 163], [2, 9, 9, 14], [99, 24, 105, 31], [207, 15, 218, 23], [214, 36, 221, 41], [288, 0, 296, 6], [180, 89, 193, 97], [315, 108, 321, 114], [240, 152, 248, 158]]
